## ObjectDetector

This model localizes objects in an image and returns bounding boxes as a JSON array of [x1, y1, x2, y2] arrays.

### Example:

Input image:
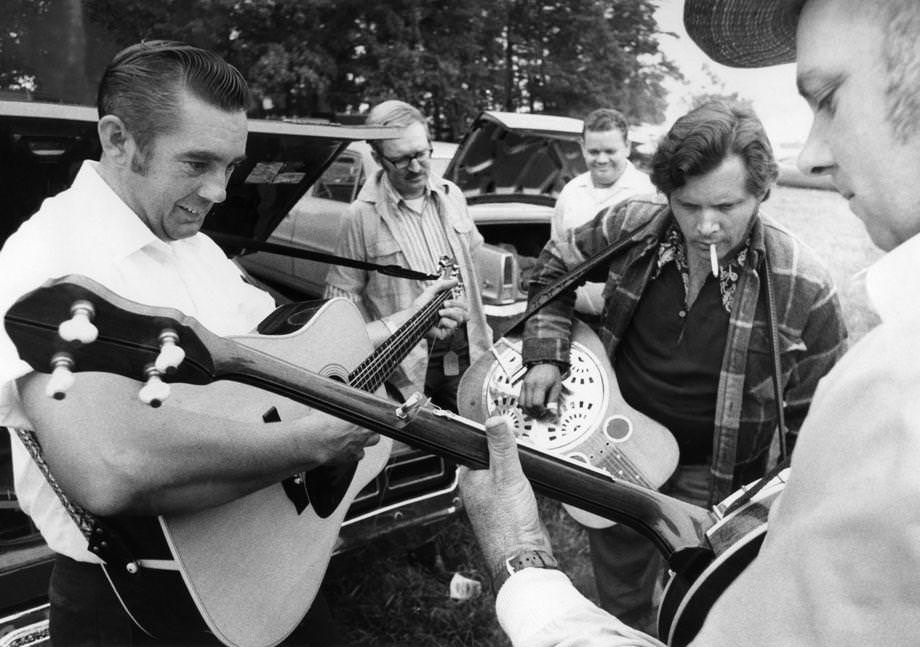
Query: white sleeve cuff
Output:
[[496, 568, 596, 645]]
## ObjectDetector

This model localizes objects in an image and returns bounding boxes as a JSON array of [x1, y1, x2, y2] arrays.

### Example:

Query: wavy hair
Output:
[[650, 99, 778, 199]]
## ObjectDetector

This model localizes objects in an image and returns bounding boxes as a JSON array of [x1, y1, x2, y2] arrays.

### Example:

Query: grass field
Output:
[[322, 185, 883, 646]]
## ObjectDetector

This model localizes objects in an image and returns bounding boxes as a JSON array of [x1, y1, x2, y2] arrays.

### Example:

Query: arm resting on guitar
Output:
[[18, 370, 379, 517], [460, 418, 664, 647]]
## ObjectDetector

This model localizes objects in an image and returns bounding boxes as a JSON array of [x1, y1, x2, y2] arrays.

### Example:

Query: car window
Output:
[[312, 151, 365, 203]]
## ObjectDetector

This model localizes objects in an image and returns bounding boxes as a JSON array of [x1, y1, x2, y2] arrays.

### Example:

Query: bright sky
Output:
[[654, 0, 814, 154]]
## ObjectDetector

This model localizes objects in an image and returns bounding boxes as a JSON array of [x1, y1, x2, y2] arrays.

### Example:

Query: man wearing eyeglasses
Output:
[[325, 100, 491, 412]]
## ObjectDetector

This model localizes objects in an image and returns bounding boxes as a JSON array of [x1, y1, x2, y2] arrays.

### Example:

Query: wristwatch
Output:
[[492, 549, 559, 592]]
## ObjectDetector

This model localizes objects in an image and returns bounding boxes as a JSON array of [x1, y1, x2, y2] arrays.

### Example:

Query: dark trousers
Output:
[[48, 554, 344, 647], [424, 327, 470, 413]]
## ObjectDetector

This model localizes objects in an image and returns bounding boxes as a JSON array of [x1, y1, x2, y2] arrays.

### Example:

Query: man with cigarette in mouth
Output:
[[516, 98, 846, 634]]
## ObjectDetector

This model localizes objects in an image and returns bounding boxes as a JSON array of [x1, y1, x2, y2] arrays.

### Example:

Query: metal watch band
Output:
[[492, 549, 559, 592]]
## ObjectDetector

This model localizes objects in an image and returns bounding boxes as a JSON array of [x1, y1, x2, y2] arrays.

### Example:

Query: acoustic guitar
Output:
[[457, 319, 679, 528], [6, 267, 461, 647], [5, 275, 781, 647]]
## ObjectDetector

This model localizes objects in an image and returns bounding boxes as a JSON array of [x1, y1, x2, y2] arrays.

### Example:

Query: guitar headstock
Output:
[[436, 256, 463, 298], [5, 275, 220, 406]]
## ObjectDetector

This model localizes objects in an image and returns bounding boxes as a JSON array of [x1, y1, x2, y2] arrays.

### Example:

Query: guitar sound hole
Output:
[[604, 416, 632, 442]]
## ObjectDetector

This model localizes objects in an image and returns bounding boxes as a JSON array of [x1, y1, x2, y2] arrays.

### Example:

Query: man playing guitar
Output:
[[0, 41, 467, 646]]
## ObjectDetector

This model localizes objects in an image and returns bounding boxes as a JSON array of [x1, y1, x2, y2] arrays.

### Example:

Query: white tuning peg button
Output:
[[138, 366, 171, 408], [58, 300, 98, 344], [154, 329, 185, 374], [45, 353, 75, 400]]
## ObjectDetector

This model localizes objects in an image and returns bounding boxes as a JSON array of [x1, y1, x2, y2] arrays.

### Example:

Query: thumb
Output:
[[483, 416, 525, 482]]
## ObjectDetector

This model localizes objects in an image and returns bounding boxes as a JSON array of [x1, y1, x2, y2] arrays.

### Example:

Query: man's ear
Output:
[[97, 115, 134, 166]]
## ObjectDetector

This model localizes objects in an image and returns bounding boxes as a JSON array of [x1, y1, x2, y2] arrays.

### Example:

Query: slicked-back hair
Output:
[[97, 40, 251, 157], [650, 99, 778, 199], [365, 100, 429, 155], [583, 108, 629, 142]]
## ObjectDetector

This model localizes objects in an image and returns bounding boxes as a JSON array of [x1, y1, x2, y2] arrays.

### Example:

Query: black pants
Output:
[[48, 554, 344, 647], [424, 326, 470, 413]]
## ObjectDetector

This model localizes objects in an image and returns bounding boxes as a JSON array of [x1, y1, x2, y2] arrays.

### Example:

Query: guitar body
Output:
[[458, 319, 679, 528], [657, 470, 788, 646], [132, 298, 392, 647]]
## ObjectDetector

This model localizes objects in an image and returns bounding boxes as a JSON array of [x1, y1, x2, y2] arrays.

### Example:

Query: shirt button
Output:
[[678, 310, 687, 318]]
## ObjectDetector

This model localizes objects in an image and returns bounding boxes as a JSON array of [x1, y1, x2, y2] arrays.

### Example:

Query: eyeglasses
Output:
[[380, 147, 433, 170]]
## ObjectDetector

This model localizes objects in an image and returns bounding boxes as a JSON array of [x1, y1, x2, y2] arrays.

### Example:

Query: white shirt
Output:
[[495, 231, 920, 646], [551, 164, 655, 315], [0, 161, 275, 562]]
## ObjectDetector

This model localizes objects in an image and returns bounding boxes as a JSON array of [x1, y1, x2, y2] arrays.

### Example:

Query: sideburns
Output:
[[130, 148, 150, 176]]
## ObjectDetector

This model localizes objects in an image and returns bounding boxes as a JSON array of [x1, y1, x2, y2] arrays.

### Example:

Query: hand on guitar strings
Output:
[[414, 277, 469, 341], [458, 417, 554, 588], [519, 363, 564, 420]]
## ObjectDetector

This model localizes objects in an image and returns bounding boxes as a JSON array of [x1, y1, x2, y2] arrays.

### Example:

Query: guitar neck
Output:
[[212, 336, 715, 567], [349, 289, 450, 392]]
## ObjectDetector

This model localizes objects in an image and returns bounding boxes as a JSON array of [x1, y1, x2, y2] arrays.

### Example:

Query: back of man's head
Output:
[[98, 40, 251, 155], [583, 108, 629, 141], [650, 99, 777, 198]]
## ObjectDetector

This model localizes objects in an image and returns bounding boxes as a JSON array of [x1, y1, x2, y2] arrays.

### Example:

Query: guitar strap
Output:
[[722, 247, 790, 515], [205, 231, 441, 281], [13, 428, 141, 568], [492, 217, 660, 341]]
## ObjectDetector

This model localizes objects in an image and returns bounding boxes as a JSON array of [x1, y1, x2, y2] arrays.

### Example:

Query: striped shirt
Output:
[[324, 170, 492, 397], [522, 195, 847, 503], [388, 190, 453, 278]]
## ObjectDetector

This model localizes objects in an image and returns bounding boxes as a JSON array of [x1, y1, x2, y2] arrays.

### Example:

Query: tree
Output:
[[1, 0, 682, 138]]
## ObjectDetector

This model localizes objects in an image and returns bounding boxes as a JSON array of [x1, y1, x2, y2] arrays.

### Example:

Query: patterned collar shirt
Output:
[[522, 195, 847, 504]]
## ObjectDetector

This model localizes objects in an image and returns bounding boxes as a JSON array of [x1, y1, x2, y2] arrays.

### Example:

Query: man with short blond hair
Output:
[[325, 99, 491, 411]]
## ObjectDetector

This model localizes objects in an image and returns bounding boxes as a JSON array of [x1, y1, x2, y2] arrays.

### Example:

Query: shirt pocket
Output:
[[367, 235, 404, 264]]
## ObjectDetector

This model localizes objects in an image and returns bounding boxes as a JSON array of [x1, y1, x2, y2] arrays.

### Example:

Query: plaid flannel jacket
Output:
[[522, 195, 847, 504]]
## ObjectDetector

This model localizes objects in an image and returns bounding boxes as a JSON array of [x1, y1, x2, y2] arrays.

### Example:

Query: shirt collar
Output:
[[574, 161, 639, 190], [864, 231, 920, 324], [365, 168, 449, 207], [656, 218, 752, 313], [78, 160, 166, 261]]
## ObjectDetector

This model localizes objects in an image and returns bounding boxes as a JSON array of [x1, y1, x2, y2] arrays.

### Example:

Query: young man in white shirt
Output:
[[552, 108, 654, 317]]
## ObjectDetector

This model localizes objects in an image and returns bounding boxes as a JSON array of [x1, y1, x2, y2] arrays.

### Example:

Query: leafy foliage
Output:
[[2, 0, 680, 137]]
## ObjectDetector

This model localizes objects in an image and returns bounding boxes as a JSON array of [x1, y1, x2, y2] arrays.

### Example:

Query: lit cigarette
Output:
[[709, 244, 719, 278]]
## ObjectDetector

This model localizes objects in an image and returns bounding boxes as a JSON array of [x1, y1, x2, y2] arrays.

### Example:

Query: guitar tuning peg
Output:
[[154, 329, 185, 374], [58, 300, 98, 344], [45, 353, 75, 400], [138, 366, 170, 408]]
